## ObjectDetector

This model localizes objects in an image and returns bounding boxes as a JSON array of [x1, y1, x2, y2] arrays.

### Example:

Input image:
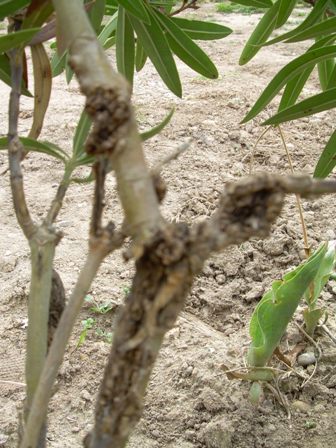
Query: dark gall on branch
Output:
[[85, 87, 131, 156]]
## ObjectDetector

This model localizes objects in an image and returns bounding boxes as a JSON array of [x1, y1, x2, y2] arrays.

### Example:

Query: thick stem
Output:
[[20, 230, 124, 448], [45, 165, 73, 225], [88, 226, 196, 448], [52, 0, 163, 243], [26, 238, 56, 409], [8, 49, 36, 240]]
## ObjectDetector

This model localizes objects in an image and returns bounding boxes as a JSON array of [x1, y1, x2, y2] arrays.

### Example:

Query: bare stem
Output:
[[170, 0, 199, 17], [8, 49, 36, 240], [277, 125, 310, 256], [20, 230, 124, 448], [45, 166, 73, 225], [53, 0, 163, 244]]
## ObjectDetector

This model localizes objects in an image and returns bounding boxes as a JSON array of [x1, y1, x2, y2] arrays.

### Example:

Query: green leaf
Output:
[[304, 241, 336, 304], [116, 0, 150, 24], [22, 0, 54, 29], [327, 62, 336, 89], [303, 307, 324, 336], [0, 0, 30, 20], [279, 34, 336, 110], [262, 0, 329, 46], [65, 53, 74, 84], [314, 129, 336, 178], [74, 154, 96, 167], [50, 51, 66, 77], [135, 39, 147, 71], [276, 0, 297, 29], [0, 28, 40, 53], [0, 136, 68, 162], [171, 17, 232, 41], [286, 17, 336, 43], [116, 6, 135, 84], [263, 87, 336, 125], [71, 172, 94, 184], [140, 107, 174, 141], [230, 0, 272, 7], [103, 36, 116, 50], [88, 0, 106, 34], [73, 110, 92, 159], [239, 1, 280, 65], [154, 9, 218, 79], [98, 12, 118, 44], [247, 243, 327, 368], [0, 53, 32, 96], [242, 45, 336, 123], [128, 12, 182, 97], [318, 57, 335, 91]]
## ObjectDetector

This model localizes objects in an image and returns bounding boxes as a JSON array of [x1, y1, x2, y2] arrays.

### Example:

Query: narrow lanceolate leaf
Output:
[[103, 36, 116, 50], [154, 9, 218, 79], [0, 53, 32, 96], [263, 0, 329, 46], [171, 17, 232, 41], [0, 136, 68, 162], [97, 12, 118, 45], [140, 108, 175, 141], [135, 39, 147, 71], [286, 17, 336, 43], [116, 0, 150, 24], [318, 58, 335, 91], [65, 53, 74, 84], [23, 0, 54, 29], [327, 63, 336, 89], [279, 35, 336, 110], [314, 129, 336, 178], [242, 46, 336, 123], [276, 0, 297, 29], [116, 6, 135, 84], [263, 88, 336, 125], [0, 0, 30, 20], [239, 1, 280, 65], [128, 13, 182, 97], [0, 28, 40, 53], [51, 50, 66, 77], [230, 0, 272, 7], [29, 43, 52, 139], [88, 0, 106, 34], [73, 110, 92, 158], [279, 70, 312, 111]]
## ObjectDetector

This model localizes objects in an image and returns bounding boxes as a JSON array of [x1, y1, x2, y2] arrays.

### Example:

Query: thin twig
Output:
[[295, 322, 322, 360], [45, 168, 73, 225], [248, 125, 273, 175], [277, 125, 310, 256], [8, 49, 36, 240], [265, 382, 291, 420], [19, 229, 124, 448], [91, 159, 107, 237], [152, 139, 191, 174], [170, 0, 199, 17], [319, 324, 336, 344], [0, 380, 26, 387]]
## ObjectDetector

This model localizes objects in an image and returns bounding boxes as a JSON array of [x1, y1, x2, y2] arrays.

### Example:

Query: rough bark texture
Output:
[[87, 223, 196, 448]]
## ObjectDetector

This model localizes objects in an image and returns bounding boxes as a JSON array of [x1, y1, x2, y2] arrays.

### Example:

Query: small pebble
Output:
[[80, 389, 91, 401], [0, 434, 9, 446], [292, 400, 311, 413], [297, 352, 316, 367]]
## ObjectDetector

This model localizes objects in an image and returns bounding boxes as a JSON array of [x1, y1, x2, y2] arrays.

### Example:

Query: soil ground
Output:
[[1, 3, 336, 448]]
